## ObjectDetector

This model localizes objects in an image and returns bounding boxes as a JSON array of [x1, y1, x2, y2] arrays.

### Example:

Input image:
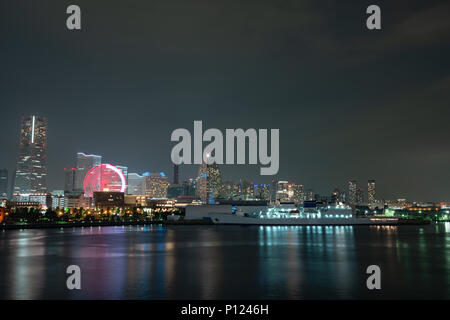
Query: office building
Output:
[[13, 115, 48, 194], [0, 169, 8, 199], [127, 173, 144, 195], [74, 152, 102, 192], [144, 172, 169, 199], [197, 159, 223, 203], [368, 180, 376, 204]]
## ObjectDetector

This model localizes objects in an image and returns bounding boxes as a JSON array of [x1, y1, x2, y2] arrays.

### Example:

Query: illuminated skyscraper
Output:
[[74, 152, 102, 192], [13, 116, 48, 194], [368, 179, 376, 204], [197, 157, 223, 203], [348, 179, 358, 204]]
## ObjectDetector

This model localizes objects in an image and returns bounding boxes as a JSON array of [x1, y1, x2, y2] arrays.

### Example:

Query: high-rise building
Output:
[[74, 152, 102, 192], [348, 179, 358, 204], [331, 188, 344, 204], [196, 158, 223, 203], [144, 172, 169, 199], [13, 116, 48, 194], [368, 179, 376, 204], [276, 181, 294, 202], [182, 178, 197, 197], [305, 189, 314, 201], [0, 169, 8, 199], [64, 168, 76, 193], [292, 184, 305, 204], [356, 187, 364, 204], [253, 183, 271, 201], [127, 173, 144, 195], [173, 164, 179, 185]]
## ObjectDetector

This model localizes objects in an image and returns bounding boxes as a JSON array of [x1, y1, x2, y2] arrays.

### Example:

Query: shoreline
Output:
[[0, 218, 432, 230]]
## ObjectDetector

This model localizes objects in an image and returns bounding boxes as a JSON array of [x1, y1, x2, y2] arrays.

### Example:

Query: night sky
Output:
[[1, 0, 450, 201]]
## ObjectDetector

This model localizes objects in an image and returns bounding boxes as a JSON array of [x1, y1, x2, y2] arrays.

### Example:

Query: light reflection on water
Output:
[[1, 224, 450, 299]]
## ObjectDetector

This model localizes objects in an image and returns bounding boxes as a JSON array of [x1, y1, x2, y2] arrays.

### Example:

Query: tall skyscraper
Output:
[[348, 179, 358, 204], [197, 157, 223, 203], [13, 116, 48, 194], [368, 179, 376, 204], [173, 164, 179, 185], [0, 169, 8, 199], [74, 152, 102, 191]]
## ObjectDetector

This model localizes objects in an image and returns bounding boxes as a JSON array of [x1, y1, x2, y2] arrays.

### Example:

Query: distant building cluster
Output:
[[1, 115, 446, 218]]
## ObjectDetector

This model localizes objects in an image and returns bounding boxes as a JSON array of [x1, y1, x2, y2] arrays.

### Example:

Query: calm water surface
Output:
[[1, 223, 450, 299]]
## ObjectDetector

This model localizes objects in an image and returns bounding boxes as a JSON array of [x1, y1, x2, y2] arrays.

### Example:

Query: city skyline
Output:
[[0, 113, 446, 203]]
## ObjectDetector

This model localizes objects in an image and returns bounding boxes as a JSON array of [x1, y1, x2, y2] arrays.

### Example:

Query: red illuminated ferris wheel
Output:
[[83, 163, 127, 198]]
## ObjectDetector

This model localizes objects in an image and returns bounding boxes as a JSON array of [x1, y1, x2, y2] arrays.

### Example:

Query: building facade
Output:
[[196, 161, 223, 203], [13, 116, 48, 194], [74, 152, 102, 192], [144, 172, 169, 199], [127, 173, 144, 195], [0, 169, 8, 199], [368, 179, 376, 204]]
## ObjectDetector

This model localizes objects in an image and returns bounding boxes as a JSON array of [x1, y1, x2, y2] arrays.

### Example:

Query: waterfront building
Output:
[[368, 179, 376, 204], [74, 152, 102, 192], [124, 195, 147, 207], [12, 193, 51, 209], [292, 184, 305, 205], [305, 189, 314, 201], [348, 179, 358, 204], [357, 187, 364, 204], [196, 158, 223, 203], [253, 183, 271, 201], [0, 169, 8, 199], [127, 173, 144, 195], [276, 181, 294, 202], [51, 190, 66, 209], [144, 172, 170, 199], [94, 191, 125, 209], [222, 181, 238, 200], [13, 116, 48, 194], [65, 193, 92, 209]]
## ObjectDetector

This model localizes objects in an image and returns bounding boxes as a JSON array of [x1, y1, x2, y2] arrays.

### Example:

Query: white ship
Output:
[[207, 203, 398, 226]]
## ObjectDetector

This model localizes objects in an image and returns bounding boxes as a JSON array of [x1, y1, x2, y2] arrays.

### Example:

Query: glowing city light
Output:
[[83, 163, 127, 198]]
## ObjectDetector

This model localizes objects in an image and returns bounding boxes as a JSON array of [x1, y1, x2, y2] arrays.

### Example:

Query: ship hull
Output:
[[209, 213, 398, 225]]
